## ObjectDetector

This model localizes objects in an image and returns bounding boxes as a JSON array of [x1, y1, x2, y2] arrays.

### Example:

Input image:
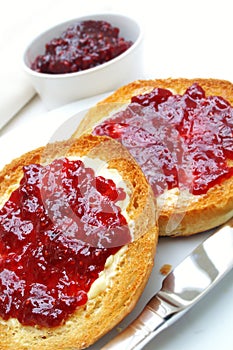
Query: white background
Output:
[[0, 1, 233, 349]]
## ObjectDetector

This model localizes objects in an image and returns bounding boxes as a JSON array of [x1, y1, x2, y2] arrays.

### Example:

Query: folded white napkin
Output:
[[0, 29, 36, 130], [0, 65, 36, 130]]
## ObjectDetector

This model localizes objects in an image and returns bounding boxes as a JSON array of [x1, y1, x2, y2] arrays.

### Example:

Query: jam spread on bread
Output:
[[31, 20, 132, 74], [94, 83, 233, 195], [0, 158, 130, 327]]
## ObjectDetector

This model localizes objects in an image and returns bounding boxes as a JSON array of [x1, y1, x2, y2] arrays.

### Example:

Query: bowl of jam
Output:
[[23, 14, 143, 109]]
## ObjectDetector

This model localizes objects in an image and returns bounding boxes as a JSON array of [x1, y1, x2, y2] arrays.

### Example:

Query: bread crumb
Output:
[[116, 326, 123, 333], [160, 264, 172, 275]]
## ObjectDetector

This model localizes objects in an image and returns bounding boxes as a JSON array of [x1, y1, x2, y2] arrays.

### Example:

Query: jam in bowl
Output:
[[31, 20, 133, 74], [23, 14, 143, 109]]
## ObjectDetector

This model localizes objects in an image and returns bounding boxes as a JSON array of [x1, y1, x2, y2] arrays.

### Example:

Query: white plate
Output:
[[0, 96, 232, 350], [0, 93, 110, 168]]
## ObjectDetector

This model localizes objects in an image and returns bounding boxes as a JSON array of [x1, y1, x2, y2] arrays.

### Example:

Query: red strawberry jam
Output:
[[31, 20, 132, 74], [94, 83, 233, 196], [0, 158, 130, 328]]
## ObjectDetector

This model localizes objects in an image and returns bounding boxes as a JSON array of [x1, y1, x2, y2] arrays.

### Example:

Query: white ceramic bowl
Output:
[[23, 13, 144, 109]]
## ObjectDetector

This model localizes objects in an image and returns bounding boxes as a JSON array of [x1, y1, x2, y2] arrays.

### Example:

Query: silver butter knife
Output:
[[101, 217, 233, 350]]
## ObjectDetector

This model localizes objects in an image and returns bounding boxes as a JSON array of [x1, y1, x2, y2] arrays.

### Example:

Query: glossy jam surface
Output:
[[0, 158, 130, 327], [94, 84, 233, 195], [31, 20, 132, 74]]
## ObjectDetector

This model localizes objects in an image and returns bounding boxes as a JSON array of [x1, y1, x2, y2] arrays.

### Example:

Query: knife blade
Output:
[[101, 216, 233, 350]]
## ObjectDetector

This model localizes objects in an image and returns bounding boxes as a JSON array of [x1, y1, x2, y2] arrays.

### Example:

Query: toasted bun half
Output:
[[0, 135, 158, 350], [72, 78, 233, 237]]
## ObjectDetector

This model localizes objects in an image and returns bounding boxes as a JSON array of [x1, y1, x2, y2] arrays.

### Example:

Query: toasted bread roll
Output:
[[0, 135, 158, 350], [72, 78, 233, 236]]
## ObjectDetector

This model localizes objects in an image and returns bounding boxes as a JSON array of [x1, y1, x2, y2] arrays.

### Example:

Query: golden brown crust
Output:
[[71, 78, 233, 237], [158, 177, 233, 236], [0, 135, 158, 349]]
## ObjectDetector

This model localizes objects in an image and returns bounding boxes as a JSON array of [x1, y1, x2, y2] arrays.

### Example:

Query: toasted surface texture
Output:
[[72, 78, 233, 237], [0, 135, 158, 349]]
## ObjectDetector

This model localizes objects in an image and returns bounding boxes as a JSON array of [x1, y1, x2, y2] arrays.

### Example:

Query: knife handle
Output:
[[101, 296, 168, 350]]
